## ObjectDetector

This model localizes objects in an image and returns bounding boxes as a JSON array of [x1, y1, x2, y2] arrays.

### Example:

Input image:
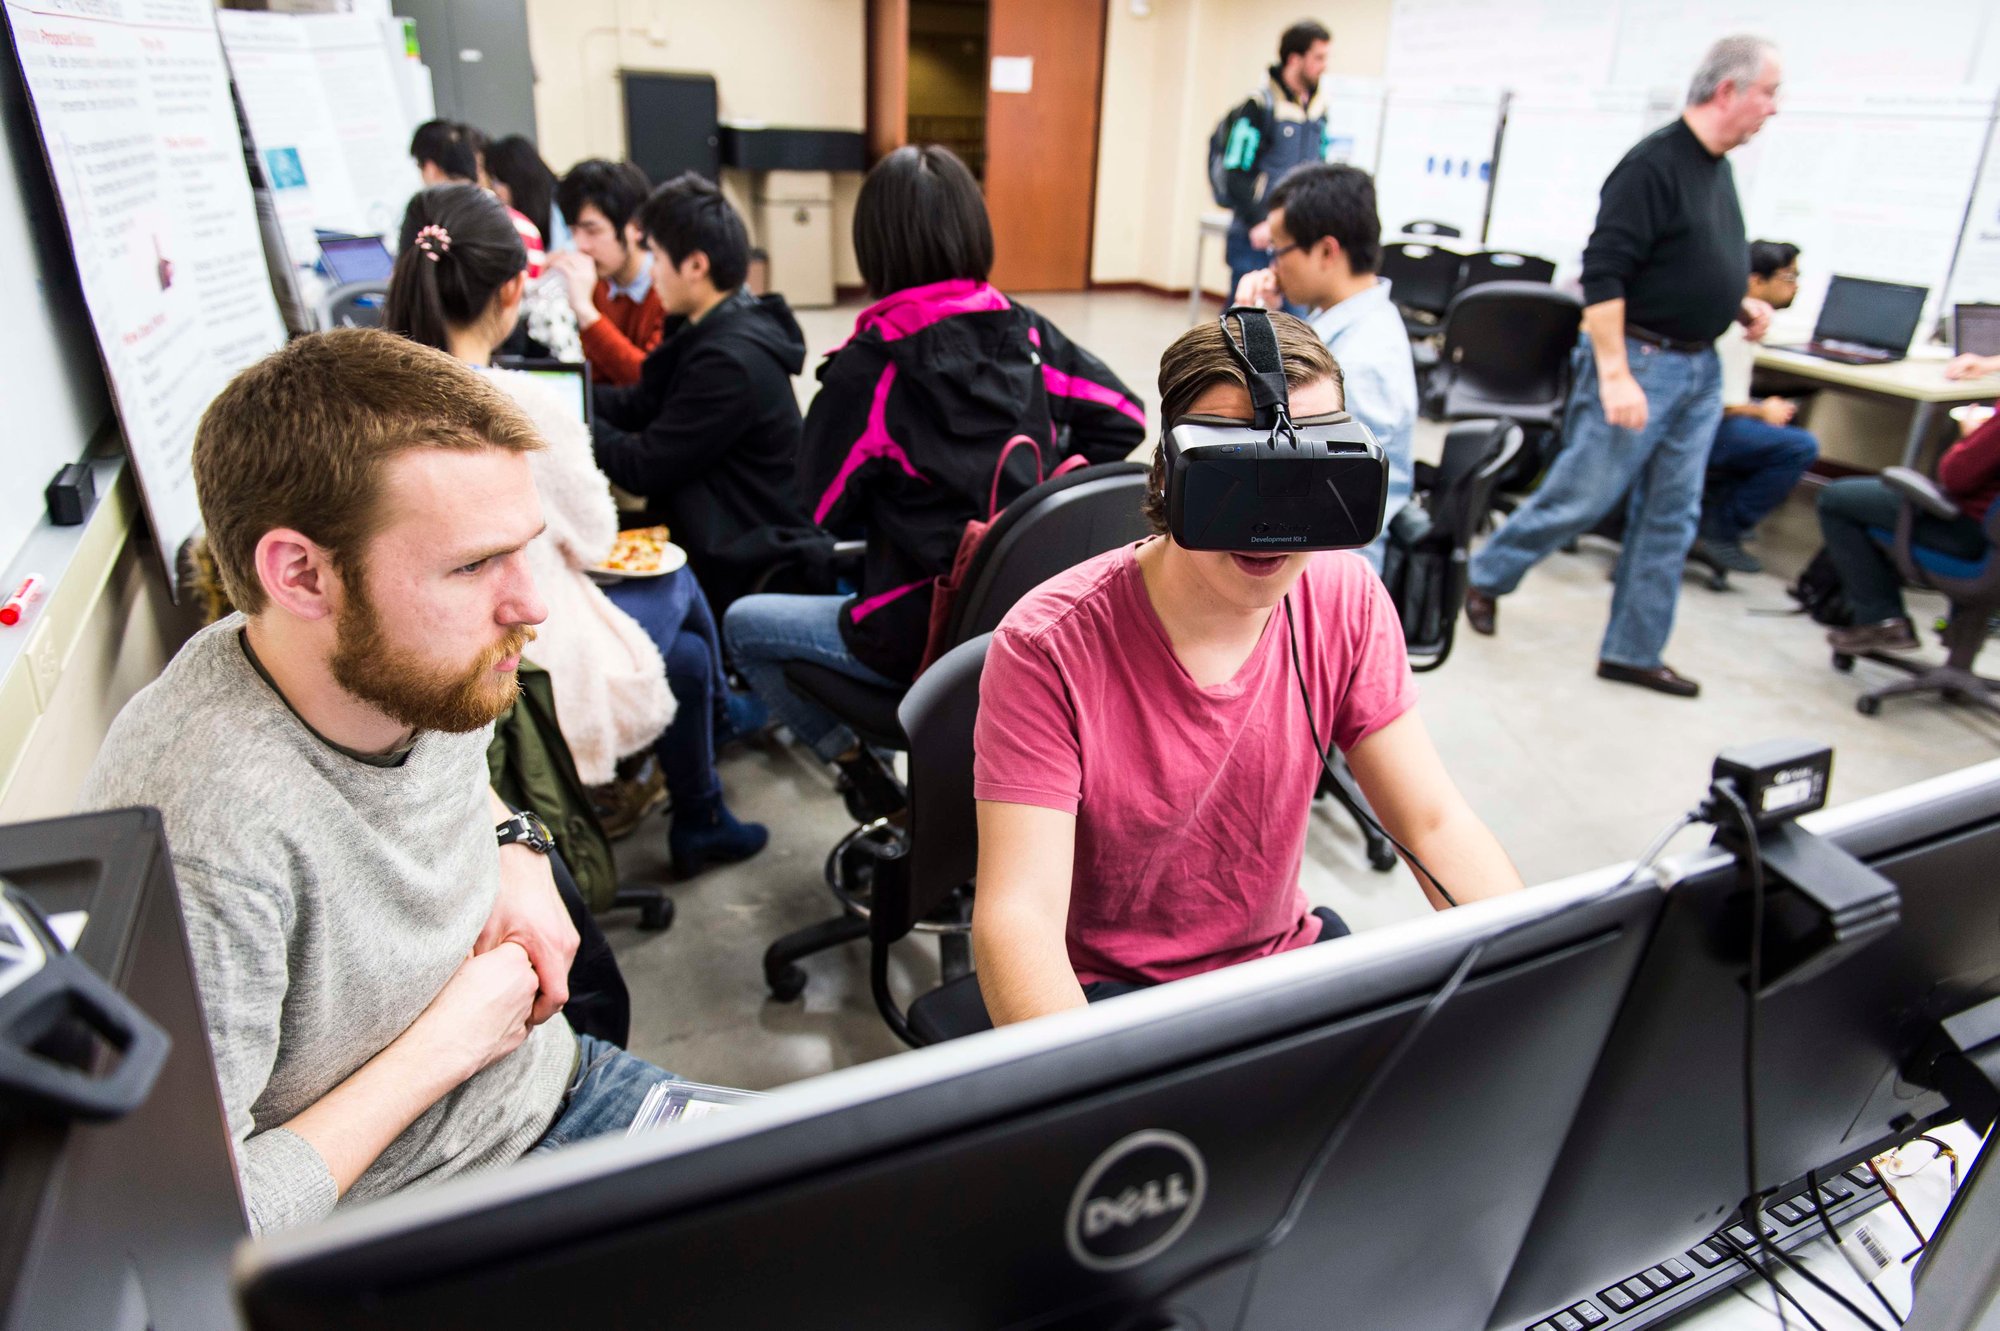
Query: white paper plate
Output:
[[588, 540, 688, 581]]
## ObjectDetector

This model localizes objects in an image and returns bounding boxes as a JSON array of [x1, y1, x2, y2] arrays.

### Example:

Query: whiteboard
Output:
[[1484, 87, 1661, 284], [1386, 0, 1620, 88], [1736, 87, 1995, 348], [1321, 77, 1385, 176], [3, 0, 288, 589], [0, 63, 110, 578], [1944, 117, 2000, 310], [1372, 85, 1503, 242], [1610, 0, 1992, 94]]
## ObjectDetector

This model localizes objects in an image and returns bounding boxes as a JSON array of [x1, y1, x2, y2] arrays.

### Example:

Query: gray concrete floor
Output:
[[607, 289, 2000, 1092]]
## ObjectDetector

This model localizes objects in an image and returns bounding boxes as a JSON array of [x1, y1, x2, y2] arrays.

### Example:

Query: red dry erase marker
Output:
[[0, 575, 45, 626]]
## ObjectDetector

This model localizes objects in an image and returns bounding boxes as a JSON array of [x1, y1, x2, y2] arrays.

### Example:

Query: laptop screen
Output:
[[1812, 275, 1928, 352], [1956, 304, 2000, 358], [319, 235, 395, 286], [494, 357, 592, 428]]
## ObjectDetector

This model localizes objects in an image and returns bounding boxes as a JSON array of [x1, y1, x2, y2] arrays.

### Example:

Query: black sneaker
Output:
[[1692, 535, 1762, 574], [834, 750, 907, 822]]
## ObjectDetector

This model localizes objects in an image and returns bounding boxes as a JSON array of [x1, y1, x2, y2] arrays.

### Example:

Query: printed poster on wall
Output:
[[3, 0, 288, 594]]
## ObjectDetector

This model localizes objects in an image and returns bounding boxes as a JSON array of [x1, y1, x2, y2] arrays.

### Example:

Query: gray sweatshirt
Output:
[[79, 616, 574, 1233]]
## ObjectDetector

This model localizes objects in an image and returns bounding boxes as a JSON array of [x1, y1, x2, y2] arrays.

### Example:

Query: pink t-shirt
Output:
[[974, 541, 1418, 987]]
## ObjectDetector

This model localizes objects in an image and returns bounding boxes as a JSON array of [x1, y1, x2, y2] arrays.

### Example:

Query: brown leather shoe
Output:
[[1826, 618, 1919, 654], [1596, 660, 1701, 698], [1464, 587, 1498, 636]]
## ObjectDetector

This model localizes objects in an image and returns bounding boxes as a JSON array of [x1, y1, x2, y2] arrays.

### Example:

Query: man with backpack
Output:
[[1212, 21, 1333, 302]]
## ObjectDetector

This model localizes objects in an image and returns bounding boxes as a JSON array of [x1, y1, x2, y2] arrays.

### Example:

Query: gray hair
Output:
[[1687, 35, 1776, 105]]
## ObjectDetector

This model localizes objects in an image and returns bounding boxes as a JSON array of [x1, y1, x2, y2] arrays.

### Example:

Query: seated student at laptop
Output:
[[1816, 406, 2000, 654], [726, 145, 1143, 817], [971, 317, 1523, 1027], [1695, 240, 1818, 574], [591, 173, 811, 612], [1947, 352, 2000, 380], [385, 184, 766, 875], [549, 159, 663, 388], [78, 330, 682, 1233]]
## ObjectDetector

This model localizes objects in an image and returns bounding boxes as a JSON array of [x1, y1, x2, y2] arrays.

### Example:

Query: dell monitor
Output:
[[239, 867, 1661, 1331], [1492, 759, 2000, 1330]]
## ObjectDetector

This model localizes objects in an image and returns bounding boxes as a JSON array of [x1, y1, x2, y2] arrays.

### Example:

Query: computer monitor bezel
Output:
[[1952, 303, 2000, 359], [238, 867, 1663, 1331], [1491, 758, 2000, 1328]]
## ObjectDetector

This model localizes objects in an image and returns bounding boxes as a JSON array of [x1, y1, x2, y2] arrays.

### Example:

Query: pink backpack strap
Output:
[[988, 434, 1044, 519]]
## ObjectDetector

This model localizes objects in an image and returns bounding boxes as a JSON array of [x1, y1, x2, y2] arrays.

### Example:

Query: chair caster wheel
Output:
[[1856, 695, 1881, 717], [1832, 653, 1855, 673], [1368, 843, 1398, 873], [639, 897, 675, 932], [766, 964, 808, 1002]]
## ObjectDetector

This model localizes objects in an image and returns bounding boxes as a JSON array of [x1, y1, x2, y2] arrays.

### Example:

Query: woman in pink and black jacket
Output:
[[725, 145, 1145, 817]]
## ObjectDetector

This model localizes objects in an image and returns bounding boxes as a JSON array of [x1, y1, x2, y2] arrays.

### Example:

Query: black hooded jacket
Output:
[[592, 289, 811, 609], [800, 280, 1146, 683]]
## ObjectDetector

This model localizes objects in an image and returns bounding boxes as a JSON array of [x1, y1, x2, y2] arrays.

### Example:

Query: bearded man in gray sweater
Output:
[[82, 329, 675, 1234]]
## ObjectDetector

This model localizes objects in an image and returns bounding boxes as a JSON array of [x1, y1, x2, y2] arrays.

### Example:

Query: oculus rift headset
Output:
[[1162, 306, 1389, 553]]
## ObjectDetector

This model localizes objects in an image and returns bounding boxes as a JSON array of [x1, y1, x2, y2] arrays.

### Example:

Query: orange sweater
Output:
[[578, 280, 667, 387]]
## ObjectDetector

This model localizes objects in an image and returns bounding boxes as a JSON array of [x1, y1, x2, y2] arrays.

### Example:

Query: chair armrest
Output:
[[831, 539, 866, 559], [1881, 467, 1961, 522]]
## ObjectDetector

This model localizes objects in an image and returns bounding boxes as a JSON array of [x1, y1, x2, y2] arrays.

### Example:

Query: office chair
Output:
[[1384, 419, 1526, 672], [1427, 281, 1582, 512], [1455, 249, 1557, 297], [1398, 219, 1462, 238], [762, 463, 1153, 1001], [318, 280, 388, 330], [864, 633, 999, 1046], [1380, 241, 1466, 337], [1832, 466, 2000, 718]]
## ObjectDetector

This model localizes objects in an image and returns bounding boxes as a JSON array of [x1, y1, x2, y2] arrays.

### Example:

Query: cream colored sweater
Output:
[[490, 369, 676, 784]]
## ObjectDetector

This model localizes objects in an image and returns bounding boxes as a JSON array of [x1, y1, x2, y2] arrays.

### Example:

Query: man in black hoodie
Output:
[[592, 174, 811, 611]]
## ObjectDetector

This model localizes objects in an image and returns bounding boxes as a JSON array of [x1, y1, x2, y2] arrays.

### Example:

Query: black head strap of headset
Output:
[[1219, 304, 1297, 448]]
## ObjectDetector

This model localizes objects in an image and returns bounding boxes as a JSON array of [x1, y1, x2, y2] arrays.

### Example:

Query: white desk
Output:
[[1754, 347, 1998, 468], [1671, 1122, 1980, 1331]]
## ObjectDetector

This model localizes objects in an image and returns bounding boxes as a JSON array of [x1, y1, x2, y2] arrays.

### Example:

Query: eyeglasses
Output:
[[1268, 241, 1304, 261], [1770, 267, 1801, 283]]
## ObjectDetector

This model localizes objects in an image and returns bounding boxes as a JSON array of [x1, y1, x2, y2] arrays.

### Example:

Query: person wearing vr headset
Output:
[[971, 311, 1522, 1027]]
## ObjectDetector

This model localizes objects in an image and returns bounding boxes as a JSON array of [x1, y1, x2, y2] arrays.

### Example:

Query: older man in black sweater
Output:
[[1465, 36, 1782, 697]]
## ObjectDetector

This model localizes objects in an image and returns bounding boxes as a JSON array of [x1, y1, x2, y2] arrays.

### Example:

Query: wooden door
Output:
[[867, 0, 910, 163], [983, 0, 1105, 291]]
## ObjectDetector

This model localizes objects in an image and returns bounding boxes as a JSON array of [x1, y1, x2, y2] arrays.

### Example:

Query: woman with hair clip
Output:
[[725, 144, 1147, 818], [384, 183, 766, 876]]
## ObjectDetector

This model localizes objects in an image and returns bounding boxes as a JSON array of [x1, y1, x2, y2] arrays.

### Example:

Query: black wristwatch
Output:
[[495, 810, 556, 854]]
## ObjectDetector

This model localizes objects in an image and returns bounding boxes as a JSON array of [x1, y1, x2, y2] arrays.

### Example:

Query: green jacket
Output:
[[487, 663, 620, 912]]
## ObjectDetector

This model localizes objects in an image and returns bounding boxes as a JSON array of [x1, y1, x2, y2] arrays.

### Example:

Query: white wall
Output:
[[525, 0, 869, 286], [1090, 0, 1393, 294]]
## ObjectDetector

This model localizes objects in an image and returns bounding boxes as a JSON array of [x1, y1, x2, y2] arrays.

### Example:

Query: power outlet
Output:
[[24, 623, 61, 710]]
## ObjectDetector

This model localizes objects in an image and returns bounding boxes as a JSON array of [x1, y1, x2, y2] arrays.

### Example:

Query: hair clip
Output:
[[413, 223, 453, 262]]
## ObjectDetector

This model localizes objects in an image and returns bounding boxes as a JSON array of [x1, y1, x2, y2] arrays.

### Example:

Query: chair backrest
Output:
[[1380, 242, 1466, 319], [1387, 420, 1522, 671], [1428, 418, 1525, 546], [1399, 219, 1462, 238], [1437, 281, 1583, 420], [878, 633, 993, 942], [319, 280, 389, 330], [943, 462, 1153, 648], [1456, 249, 1557, 297]]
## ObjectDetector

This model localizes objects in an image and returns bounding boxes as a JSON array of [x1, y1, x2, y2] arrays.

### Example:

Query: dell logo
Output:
[[1064, 1130, 1208, 1271]]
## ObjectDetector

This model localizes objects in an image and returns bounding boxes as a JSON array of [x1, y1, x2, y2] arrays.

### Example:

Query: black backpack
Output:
[[1206, 92, 1270, 208], [1787, 547, 1854, 627]]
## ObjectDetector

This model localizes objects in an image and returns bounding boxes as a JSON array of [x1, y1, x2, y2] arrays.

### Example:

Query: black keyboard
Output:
[[1510, 1166, 1888, 1331]]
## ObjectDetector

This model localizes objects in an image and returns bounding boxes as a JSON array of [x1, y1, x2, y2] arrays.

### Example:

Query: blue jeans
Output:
[[723, 593, 900, 763], [526, 1034, 672, 1154], [604, 569, 725, 805], [1468, 336, 1724, 669], [1704, 414, 1818, 541], [1816, 477, 1988, 625]]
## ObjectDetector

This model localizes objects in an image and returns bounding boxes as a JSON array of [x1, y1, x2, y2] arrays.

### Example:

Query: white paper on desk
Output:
[[990, 56, 1032, 94]]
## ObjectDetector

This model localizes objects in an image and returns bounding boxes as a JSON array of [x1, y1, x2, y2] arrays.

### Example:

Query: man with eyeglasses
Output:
[[1695, 240, 1817, 574], [1463, 35, 1783, 698], [1234, 162, 1416, 569]]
